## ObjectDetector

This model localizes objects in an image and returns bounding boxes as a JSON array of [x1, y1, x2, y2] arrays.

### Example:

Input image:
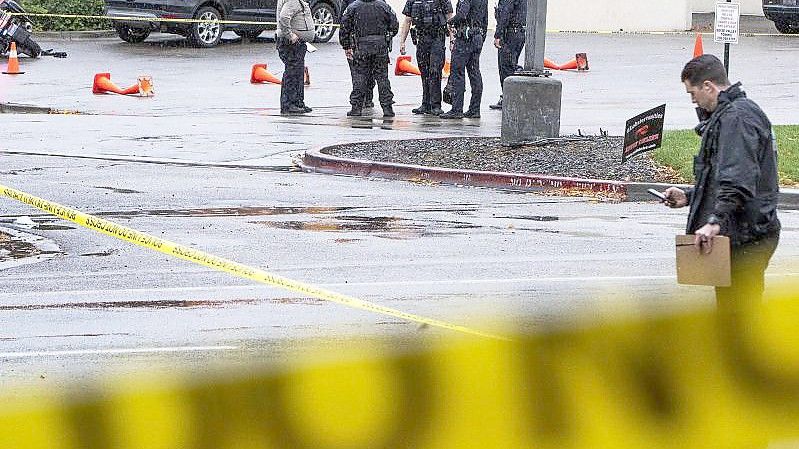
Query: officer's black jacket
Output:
[[340, 0, 399, 52], [686, 82, 781, 246], [494, 0, 525, 39], [449, 0, 487, 30]]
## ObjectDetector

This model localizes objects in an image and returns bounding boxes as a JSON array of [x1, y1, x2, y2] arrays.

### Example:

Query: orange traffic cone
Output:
[[304, 66, 310, 86], [544, 57, 560, 70], [442, 60, 451, 78], [693, 33, 704, 58], [559, 59, 578, 70], [395, 55, 421, 76], [92, 73, 136, 95], [250, 63, 282, 84], [3, 42, 24, 75]]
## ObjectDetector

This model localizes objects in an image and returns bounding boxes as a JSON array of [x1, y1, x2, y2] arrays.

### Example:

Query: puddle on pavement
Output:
[[80, 249, 118, 257], [251, 215, 480, 238], [494, 215, 559, 222], [94, 186, 143, 194], [0, 232, 42, 260], [98, 206, 359, 219], [0, 297, 323, 311]]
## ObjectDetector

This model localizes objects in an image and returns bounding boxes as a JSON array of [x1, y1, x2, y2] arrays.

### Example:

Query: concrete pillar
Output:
[[501, 0, 563, 144]]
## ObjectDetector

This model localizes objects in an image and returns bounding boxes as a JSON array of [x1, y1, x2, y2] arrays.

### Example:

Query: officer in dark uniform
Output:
[[342, 0, 377, 109], [398, 0, 453, 116], [489, 0, 526, 110], [340, 0, 399, 117], [440, 0, 488, 118]]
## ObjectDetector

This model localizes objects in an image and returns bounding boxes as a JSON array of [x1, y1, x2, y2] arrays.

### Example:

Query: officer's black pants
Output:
[[716, 234, 780, 319], [277, 38, 307, 110], [498, 30, 525, 89], [348, 58, 375, 106], [415, 34, 446, 109], [449, 33, 485, 113], [351, 54, 393, 108]]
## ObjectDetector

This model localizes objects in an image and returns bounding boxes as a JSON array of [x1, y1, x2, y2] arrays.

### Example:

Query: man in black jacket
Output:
[[340, 0, 399, 117], [489, 0, 525, 110], [440, 0, 488, 119], [342, 0, 377, 109], [661, 55, 780, 312]]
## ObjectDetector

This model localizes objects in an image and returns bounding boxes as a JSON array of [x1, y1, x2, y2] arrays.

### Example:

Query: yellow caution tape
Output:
[[1, 292, 798, 448], [0, 183, 504, 340]]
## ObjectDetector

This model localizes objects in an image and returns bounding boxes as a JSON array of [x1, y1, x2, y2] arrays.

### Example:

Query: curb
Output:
[[300, 143, 628, 198], [0, 102, 52, 114], [301, 142, 799, 207], [34, 30, 117, 40]]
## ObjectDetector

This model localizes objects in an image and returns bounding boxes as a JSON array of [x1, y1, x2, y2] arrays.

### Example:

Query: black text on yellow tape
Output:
[[0, 183, 503, 340], [1, 293, 798, 448]]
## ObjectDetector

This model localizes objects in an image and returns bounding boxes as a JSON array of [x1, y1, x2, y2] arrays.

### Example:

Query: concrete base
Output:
[[501, 76, 562, 145]]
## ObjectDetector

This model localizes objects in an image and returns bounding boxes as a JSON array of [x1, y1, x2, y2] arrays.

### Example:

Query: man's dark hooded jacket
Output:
[[686, 82, 780, 247]]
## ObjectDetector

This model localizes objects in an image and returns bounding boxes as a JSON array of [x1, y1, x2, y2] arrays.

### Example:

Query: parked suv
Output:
[[763, 0, 799, 34], [104, 0, 343, 47]]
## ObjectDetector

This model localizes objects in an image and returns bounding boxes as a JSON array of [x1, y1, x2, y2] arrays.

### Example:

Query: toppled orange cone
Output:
[[3, 42, 24, 75], [395, 55, 421, 76], [442, 60, 450, 78], [92, 73, 142, 95], [693, 33, 704, 58], [559, 58, 578, 70], [251, 63, 282, 84], [543, 57, 561, 70]]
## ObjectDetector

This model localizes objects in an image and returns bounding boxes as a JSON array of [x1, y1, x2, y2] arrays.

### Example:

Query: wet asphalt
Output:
[[1, 32, 799, 394]]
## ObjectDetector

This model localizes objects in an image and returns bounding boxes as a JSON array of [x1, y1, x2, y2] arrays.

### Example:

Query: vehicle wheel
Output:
[[114, 23, 151, 43], [234, 29, 266, 39], [774, 20, 799, 34], [188, 6, 223, 47], [17, 36, 41, 58], [311, 2, 336, 42]]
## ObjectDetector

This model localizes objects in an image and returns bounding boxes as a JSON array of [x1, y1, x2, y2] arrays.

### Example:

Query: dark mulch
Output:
[[327, 136, 683, 184]]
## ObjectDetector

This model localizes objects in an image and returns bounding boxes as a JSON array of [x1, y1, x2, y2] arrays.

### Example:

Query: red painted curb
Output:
[[300, 144, 628, 197]]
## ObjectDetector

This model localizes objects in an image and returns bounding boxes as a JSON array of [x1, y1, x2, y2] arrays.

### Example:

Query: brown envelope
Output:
[[675, 235, 731, 287]]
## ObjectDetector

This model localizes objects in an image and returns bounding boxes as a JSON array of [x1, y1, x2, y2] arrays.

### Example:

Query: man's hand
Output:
[[399, 42, 406, 55], [694, 223, 721, 254], [494, 38, 502, 49], [449, 38, 455, 51], [345, 48, 354, 60], [290, 32, 299, 43], [664, 187, 688, 208]]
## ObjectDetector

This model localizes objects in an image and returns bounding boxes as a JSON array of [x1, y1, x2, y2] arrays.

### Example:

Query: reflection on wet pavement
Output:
[[0, 297, 323, 311], [251, 215, 481, 239]]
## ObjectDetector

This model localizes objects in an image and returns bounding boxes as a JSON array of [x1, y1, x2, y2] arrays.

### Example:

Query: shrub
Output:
[[22, 0, 110, 31]]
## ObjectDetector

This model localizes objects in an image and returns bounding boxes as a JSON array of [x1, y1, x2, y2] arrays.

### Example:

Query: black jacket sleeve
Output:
[[494, 0, 513, 39], [450, 0, 471, 24], [386, 4, 400, 36], [339, 5, 355, 49], [711, 111, 766, 226]]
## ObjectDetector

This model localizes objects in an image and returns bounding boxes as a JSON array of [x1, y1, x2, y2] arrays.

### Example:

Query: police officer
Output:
[[440, 0, 488, 119], [276, 0, 316, 115], [342, 0, 377, 109], [398, 0, 454, 116], [340, 0, 399, 117], [489, 0, 526, 110]]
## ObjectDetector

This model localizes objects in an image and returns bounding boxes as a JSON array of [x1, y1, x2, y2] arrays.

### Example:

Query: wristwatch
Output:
[[707, 214, 720, 226]]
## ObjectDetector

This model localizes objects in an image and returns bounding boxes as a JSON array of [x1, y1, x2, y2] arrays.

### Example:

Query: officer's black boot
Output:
[[489, 95, 502, 110], [347, 107, 363, 117], [412, 105, 430, 114], [382, 104, 395, 118]]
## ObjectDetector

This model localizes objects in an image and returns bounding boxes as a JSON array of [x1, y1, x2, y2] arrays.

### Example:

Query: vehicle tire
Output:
[[311, 2, 336, 42], [774, 20, 799, 34], [234, 29, 266, 39], [188, 6, 224, 47], [114, 23, 151, 43], [17, 36, 41, 58]]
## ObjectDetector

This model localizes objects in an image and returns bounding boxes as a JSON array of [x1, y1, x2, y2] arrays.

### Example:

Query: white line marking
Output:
[[0, 346, 238, 358]]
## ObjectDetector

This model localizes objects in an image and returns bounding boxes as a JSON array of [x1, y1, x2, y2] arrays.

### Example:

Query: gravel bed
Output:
[[328, 136, 683, 184]]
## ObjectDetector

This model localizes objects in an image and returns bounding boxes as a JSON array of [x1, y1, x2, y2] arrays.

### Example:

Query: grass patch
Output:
[[653, 125, 799, 186]]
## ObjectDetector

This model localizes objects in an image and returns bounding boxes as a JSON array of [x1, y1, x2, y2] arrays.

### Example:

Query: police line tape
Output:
[[1, 288, 798, 448], [10, 12, 797, 37], [0, 183, 503, 340]]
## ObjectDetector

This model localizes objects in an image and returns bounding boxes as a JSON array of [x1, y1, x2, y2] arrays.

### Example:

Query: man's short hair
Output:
[[681, 54, 730, 86]]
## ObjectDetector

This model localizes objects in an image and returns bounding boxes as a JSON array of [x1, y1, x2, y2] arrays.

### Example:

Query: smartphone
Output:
[[647, 188, 667, 202]]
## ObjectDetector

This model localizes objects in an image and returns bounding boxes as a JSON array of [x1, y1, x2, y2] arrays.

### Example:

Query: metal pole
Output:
[[724, 0, 731, 74], [524, 0, 548, 73]]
